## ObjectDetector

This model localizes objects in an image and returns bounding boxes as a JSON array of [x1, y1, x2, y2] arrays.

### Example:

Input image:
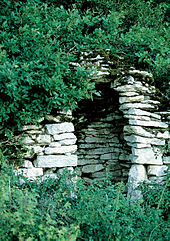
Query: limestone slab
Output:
[[119, 95, 144, 104], [128, 164, 147, 201], [124, 125, 154, 138], [59, 139, 77, 145], [129, 119, 168, 128], [53, 133, 76, 141], [120, 103, 156, 111], [147, 165, 168, 176], [163, 156, 170, 164], [124, 135, 165, 146], [125, 108, 161, 119], [45, 145, 77, 154], [34, 155, 77, 168], [130, 148, 162, 164], [46, 123, 74, 135]]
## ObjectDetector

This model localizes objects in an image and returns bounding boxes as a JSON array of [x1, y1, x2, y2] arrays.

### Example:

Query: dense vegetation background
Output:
[[0, 0, 169, 132]]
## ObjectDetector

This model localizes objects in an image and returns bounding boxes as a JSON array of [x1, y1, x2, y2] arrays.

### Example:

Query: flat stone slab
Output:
[[35, 155, 77, 168], [46, 123, 74, 135], [130, 148, 163, 165], [129, 119, 168, 128], [147, 165, 168, 177], [45, 145, 77, 154]]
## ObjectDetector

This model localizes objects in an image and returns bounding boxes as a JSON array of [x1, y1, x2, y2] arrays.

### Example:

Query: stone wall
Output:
[[15, 112, 77, 180], [3, 50, 169, 200], [73, 84, 131, 183]]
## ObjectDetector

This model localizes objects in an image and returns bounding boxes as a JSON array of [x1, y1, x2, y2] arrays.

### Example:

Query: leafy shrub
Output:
[[0, 153, 169, 241], [0, 0, 169, 132]]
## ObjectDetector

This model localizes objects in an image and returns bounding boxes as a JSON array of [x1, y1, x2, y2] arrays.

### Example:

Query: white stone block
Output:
[[59, 139, 77, 145], [119, 95, 144, 104], [82, 164, 104, 173], [156, 131, 169, 139], [163, 156, 170, 164], [46, 123, 74, 135], [130, 147, 163, 164], [49, 142, 61, 147], [128, 164, 147, 201], [147, 165, 168, 176], [125, 108, 161, 119], [124, 125, 154, 138], [119, 91, 139, 97], [53, 133, 76, 141], [45, 145, 77, 154], [124, 135, 165, 146], [124, 115, 151, 121], [37, 135, 51, 144], [129, 119, 168, 128], [34, 155, 77, 168], [120, 103, 156, 111]]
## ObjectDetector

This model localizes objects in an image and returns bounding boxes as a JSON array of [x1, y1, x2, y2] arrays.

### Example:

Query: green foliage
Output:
[[0, 155, 169, 240], [0, 0, 169, 130]]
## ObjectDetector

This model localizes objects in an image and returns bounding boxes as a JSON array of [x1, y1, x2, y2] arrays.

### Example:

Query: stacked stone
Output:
[[16, 112, 77, 180], [112, 70, 169, 200], [74, 87, 131, 183]]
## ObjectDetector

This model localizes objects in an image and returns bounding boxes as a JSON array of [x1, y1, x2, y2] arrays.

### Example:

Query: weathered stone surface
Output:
[[124, 125, 154, 138], [37, 135, 51, 144], [85, 136, 119, 143], [59, 139, 77, 145], [119, 96, 144, 104], [120, 103, 156, 111], [45, 145, 77, 154], [46, 123, 74, 135], [119, 91, 139, 97], [125, 108, 161, 119], [128, 70, 153, 79], [49, 142, 61, 147], [78, 158, 104, 165], [141, 100, 160, 105], [82, 164, 104, 173], [124, 135, 165, 146], [124, 115, 151, 121], [162, 156, 170, 164], [100, 153, 112, 160], [126, 142, 151, 148], [129, 119, 168, 128], [128, 164, 147, 201], [35, 155, 77, 168], [130, 148, 162, 164], [156, 131, 169, 139], [53, 133, 76, 141], [147, 165, 168, 176]]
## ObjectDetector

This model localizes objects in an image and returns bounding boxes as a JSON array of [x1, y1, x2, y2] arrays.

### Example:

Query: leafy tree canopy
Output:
[[0, 0, 169, 132]]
